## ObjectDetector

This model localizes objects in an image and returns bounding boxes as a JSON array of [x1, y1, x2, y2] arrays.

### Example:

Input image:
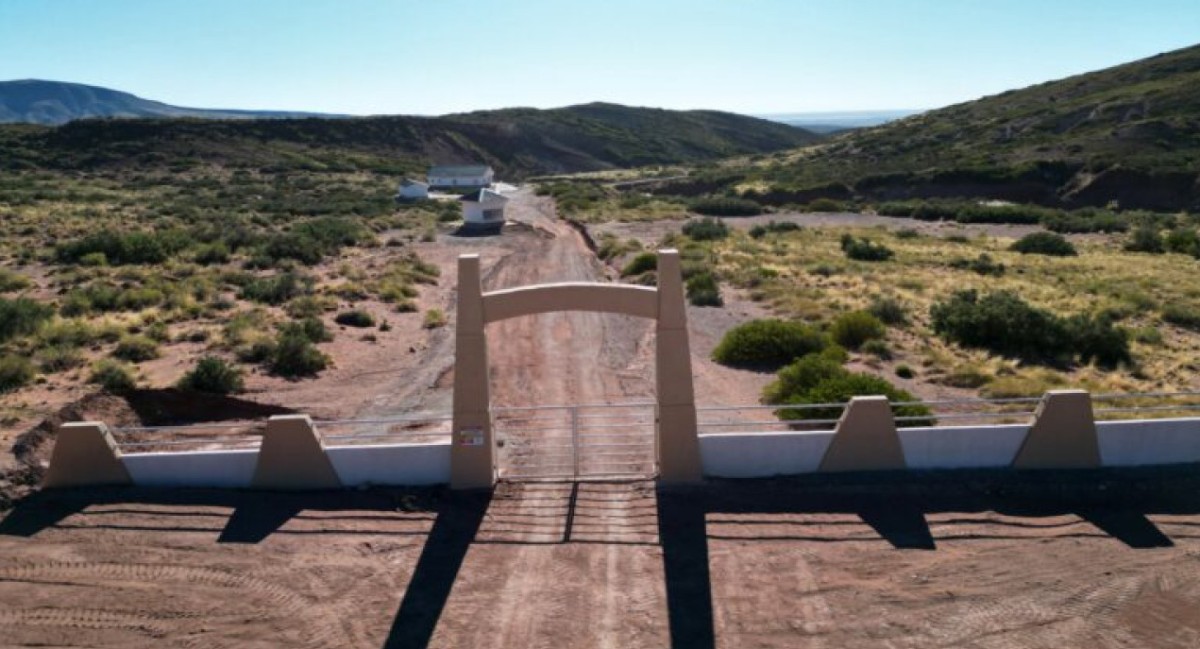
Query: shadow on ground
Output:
[[3, 466, 1200, 649]]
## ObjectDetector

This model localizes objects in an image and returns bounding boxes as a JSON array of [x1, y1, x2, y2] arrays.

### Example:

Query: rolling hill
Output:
[[0, 89, 818, 178], [712, 43, 1200, 211], [0, 80, 335, 125]]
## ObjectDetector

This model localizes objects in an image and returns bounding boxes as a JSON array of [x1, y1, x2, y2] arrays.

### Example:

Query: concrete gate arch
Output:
[[451, 249, 701, 488]]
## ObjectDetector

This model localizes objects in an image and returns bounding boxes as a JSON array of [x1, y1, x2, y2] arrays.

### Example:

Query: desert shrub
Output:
[[1165, 228, 1200, 257], [0, 355, 35, 392], [840, 234, 894, 261], [931, 290, 1129, 366], [260, 217, 370, 266], [285, 295, 335, 318], [89, 359, 137, 392], [56, 229, 191, 265], [894, 228, 920, 239], [763, 354, 931, 422], [711, 319, 828, 368], [950, 253, 1005, 276], [748, 221, 801, 239], [686, 272, 722, 307], [335, 309, 375, 328], [895, 364, 915, 379], [36, 346, 85, 373], [1124, 225, 1164, 253], [1009, 231, 1076, 256], [830, 311, 885, 349], [690, 196, 761, 217], [0, 269, 32, 293], [1064, 313, 1131, 367], [241, 272, 309, 305], [621, 252, 658, 277], [1163, 304, 1200, 331], [1133, 327, 1164, 345], [112, 335, 160, 362], [804, 198, 844, 213], [178, 356, 244, 394], [194, 241, 231, 265], [423, 308, 448, 329], [861, 339, 892, 359], [931, 290, 1068, 362], [278, 317, 332, 343], [0, 296, 54, 342], [681, 217, 729, 241], [269, 331, 328, 378], [867, 296, 907, 326]]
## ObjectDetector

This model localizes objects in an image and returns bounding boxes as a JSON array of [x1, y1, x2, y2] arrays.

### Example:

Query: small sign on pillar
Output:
[[458, 426, 484, 447]]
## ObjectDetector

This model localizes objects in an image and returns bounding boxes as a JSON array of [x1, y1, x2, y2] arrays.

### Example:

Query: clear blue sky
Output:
[[2, 0, 1198, 116]]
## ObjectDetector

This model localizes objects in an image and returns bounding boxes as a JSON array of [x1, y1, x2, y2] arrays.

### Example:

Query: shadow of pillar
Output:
[[382, 489, 492, 649], [656, 485, 715, 649]]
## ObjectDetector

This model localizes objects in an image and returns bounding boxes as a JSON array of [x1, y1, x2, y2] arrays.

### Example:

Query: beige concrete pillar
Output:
[[1012, 390, 1101, 469], [819, 396, 906, 472], [451, 254, 495, 489], [43, 421, 132, 489], [251, 414, 342, 490], [655, 249, 702, 483]]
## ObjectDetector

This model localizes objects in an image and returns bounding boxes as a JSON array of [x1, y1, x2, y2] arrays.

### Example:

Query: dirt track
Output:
[[4, 473, 1200, 648]]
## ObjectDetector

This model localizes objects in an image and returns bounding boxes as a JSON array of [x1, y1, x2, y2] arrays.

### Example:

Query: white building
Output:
[[395, 178, 429, 201], [428, 164, 494, 189], [459, 188, 508, 234]]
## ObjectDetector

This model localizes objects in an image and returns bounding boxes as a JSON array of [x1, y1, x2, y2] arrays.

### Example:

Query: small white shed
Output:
[[459, 188, 508, 234], [396, 178, 429, 201], [428, 164, 494, 189]]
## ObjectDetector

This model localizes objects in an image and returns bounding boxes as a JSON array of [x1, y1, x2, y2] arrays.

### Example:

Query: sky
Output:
[[1, 0, 1199, 116]]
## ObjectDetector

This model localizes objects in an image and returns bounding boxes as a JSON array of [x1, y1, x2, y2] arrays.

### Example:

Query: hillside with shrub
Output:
[[0, 100, 817, 179], [653, 43, 1200, 212]]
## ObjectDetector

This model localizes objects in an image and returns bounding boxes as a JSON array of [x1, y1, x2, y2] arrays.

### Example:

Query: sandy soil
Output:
[[4, 472, 1200, 648]]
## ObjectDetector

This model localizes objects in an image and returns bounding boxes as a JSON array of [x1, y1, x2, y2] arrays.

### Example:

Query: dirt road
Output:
[[4, 473, 1200, 648]]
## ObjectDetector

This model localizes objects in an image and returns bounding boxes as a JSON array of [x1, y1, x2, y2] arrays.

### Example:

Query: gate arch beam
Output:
[[482, 282, 658, 323]]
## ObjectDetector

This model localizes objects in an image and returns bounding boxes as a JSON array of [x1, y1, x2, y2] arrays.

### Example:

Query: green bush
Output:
[[269, 331, 328, 378], [0, 296, 54, 342], [1010, 231, 1076, 256], [861, 339, 892, 359], [0, 355, 35, 392], [950, 253, 1005, 276], [1165, 228, 1200, 257], [681, 217, 730, 241], [1163, 304, 1200, 331], [36, 346, 85, 373], [423, 308, 448, 329], [867, 296, 908, 326], [690, 196, 762, 217], [279, 317, 333, 343], [830, 311, 885, 350], [334, 309, 376, 328], [178, 356, 244, 394], [241, 272, 309, 305], [89, 359, 137, 392], [712, 319, 828, 368], [686, 272, 723, 307], [804, 198, 844, 213], [112, 335, 160, 362], [895, 364, 915, 379], [0, 269, 32, 293], [763, 354, 931, 422], [748, 221, 801, 239], [1124, 225, 1165, 253], [621, 252, 658, 277], [931, 290, 1130, 367], [56, 229, 191, 265], [194, 242, 232, 265], [840, 234, 894, 261]]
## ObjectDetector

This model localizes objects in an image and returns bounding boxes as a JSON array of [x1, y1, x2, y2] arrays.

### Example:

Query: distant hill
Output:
[[0, 80, 336, 124], [726, 44, 1200, 211], [0, 97, 819, 178], [760, 109, 920, 133]]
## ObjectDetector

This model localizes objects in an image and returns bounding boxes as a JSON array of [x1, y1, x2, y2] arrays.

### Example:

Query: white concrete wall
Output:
[[326, 442, 451, 486], [899, 424, 1030, 469], [1098, 418, 1200, 466], [700, 431, 834, 478], [124, 449, 258, 488], [121, 441, 451, 488]]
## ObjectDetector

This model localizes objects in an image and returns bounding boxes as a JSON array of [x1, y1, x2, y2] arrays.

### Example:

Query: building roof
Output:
[[400, 178, 428, 188], [429, 164, 493, 178], [459, 188, 508, 203]]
